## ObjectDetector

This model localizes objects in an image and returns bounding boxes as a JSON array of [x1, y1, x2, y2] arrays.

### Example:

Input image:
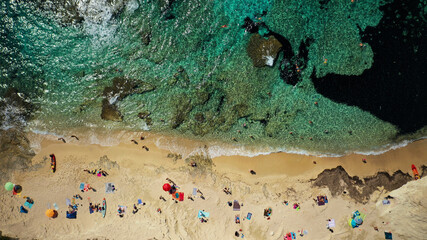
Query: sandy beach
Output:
[[1, 132, 426, 240]]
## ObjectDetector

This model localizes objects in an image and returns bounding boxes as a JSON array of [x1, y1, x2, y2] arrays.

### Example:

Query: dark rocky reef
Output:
[[246, 34, 282, 68], [312, 166, 412, 203], [31, 0, 129, 25], [101, 77, 155, 122], [312, 0, 427, 134]]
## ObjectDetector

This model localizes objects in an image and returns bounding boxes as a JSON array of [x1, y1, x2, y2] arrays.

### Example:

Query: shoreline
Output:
[[26, 126, 427, 159], [24, 130, 427, 180]]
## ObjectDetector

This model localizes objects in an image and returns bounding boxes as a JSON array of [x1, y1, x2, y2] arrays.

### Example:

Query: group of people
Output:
[[83, 169, 109, 177]]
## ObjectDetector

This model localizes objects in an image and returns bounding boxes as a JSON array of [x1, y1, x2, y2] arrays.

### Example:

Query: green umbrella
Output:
[[5, 182, 14, 191]]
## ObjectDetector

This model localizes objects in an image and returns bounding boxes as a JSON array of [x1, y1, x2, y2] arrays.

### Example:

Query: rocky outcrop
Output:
[[101, 77, 155, 122], [311, 166, 412, 203], [0, 129, 35, 181], [247, 34, 282, 67]]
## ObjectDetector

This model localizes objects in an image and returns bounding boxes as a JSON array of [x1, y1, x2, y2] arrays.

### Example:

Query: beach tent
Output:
[[45, 209, 57, 218], [163, 183, 171, 191], [233, 200, 240, 211], [349, 210, 366, 228], [66, 210, 77, 219], [4, 182, 14, 191]]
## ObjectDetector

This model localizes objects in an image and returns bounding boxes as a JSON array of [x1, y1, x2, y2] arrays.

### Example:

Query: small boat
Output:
[[412, 164, 420, 180], [102, 198, 107, 218], [50, 154, 56, 173]]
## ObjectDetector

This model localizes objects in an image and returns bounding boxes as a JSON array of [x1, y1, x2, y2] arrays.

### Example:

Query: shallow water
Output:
[[0, 0, 425, 156]]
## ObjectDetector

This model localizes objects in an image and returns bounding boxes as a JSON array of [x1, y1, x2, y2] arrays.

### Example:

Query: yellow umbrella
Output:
[[45, 209, 57, 218]]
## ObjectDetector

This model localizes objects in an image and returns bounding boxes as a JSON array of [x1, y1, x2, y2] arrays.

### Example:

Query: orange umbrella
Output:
[[45, 209, 57, 218]]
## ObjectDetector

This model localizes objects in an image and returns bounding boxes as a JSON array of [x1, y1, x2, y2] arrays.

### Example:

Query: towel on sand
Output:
[[198, 210, 210, 218]]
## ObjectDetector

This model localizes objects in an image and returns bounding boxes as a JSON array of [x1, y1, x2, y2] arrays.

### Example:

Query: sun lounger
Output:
[[233, 200, 240, 211]]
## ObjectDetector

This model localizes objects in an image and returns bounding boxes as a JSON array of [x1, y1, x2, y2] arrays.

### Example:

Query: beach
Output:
[[1, 132, 426, 240]]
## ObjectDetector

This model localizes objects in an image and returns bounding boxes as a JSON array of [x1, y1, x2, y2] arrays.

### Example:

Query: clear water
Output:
[[0, 0, 425, 156]]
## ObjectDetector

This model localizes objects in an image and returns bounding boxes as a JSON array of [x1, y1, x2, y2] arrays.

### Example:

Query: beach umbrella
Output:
[[4, 182, 14, 191], [45, 209, 57, 218], [354, 216, 363, 225], [13, 185, 22, 194], [163, 183, 171, 191]]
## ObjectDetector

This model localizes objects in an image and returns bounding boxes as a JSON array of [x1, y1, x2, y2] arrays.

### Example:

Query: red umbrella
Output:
[[163, 183, 171, 191]]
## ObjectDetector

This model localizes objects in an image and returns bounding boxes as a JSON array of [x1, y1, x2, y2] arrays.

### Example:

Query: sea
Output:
[[1, 0, 426, 157]]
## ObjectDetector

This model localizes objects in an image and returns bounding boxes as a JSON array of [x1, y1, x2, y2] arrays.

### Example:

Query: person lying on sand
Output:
[[58, 138, 66, 143], [166, 178, 176, 186], [71, 135, 79, 140], [189, 162, 197, 167], [159, 196, 166, 201], [131, 140, 138, 145], [142, 145, 149, 151], [250, 170, 256, 175]]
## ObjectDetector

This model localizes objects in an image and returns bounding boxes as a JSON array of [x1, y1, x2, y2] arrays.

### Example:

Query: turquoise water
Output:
[[0, 0, 425, 155]]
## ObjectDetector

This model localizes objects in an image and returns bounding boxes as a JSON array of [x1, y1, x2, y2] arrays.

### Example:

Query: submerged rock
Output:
[[247, 34, 282, 67], [101, 99, 123, 122], [101, 77, 155, 122], [170, 94, 192, 129]]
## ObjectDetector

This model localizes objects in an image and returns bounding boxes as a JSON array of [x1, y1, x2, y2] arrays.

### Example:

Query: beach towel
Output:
[[84, 184, 90, 192], [66, 198, 71, 206], [328, 219, 336, 228], [384, 232, 392, 239], [53, 203, 59, 210], [192, 188, 197, 196], [285, 233, 292, 240], [247, 212, 252, 220], [138, 199, 143, 205], [291, 232, 296, 239], [105, 183, 114, 193], [20, 206, 28, 213], [79, 183, 85, 191], [197, 210, 210, 218], [382, 200, 390, 205], [179, 192, 184, 201], [24, 201, 33, 209], [233, 200, 240, 211]]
